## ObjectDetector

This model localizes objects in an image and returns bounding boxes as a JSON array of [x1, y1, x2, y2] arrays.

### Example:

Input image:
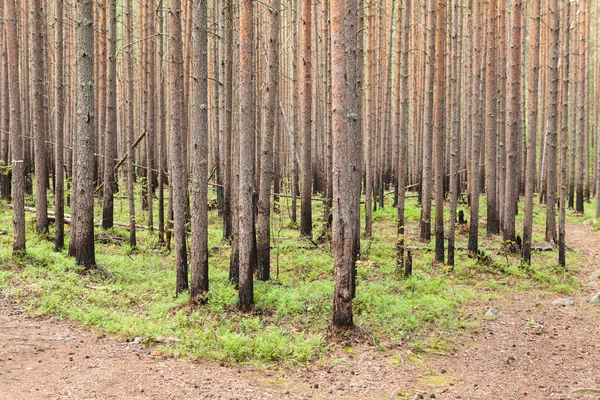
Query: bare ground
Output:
[[1, 224, 599, 399]]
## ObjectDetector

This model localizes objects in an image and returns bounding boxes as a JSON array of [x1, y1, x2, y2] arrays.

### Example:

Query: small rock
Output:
[[485, 308, 506, 318], [130, 337, 143, 345], [526, 318, 543, 328], [589, 270, 600, 281], [590, 293, 600, 304], [552, 299, 574, 306]]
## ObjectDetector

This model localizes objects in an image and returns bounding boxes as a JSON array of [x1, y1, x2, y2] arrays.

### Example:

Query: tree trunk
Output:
[[485, 0, 499, 235], [190, 0, 209, 303], [420, 0, 436, 243], [331, 0, 360, 327], [5, 0, 26, 253], [522, 0, 541, 263], [169, 0, 189, 294], [31, 0, 48, 234], [101, 0, 117, 230], [558, 0, 570, 267], [238, 0, 255, 310], [258, 0, 280, 282], [74, 0, 96, 268], [503, 0, 522, 247], [54, 0, 65, 251], [300, 0, 313, 239], [433, 0, 446, 263]]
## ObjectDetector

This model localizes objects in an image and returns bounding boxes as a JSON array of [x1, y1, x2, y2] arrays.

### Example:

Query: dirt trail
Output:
[[0, 224, 599, 399]]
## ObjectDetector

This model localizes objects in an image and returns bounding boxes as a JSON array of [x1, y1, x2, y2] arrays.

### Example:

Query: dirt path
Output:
[[1, 224, 599, 399]]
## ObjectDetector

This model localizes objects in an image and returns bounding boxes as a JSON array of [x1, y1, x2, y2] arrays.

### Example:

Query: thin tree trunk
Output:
[[300, 0, 313, 239], [190, 0, 209, 303], [75, 0, 96, 267], [503, 0, 522, 247], [54, 0, 65, 251], [258, 0, 280, 282], [433, 0, 446, 263], [238, 0, 255, 310], [558, 0, 570, 266], [522, 0, 541, 263], [420, 0, 436, 243], [485, 0, 499, 235], [102, 0, 117, 230], [5, 0, 26, 253], [31, 0, 48, 234], [169, 0, 189, 294]]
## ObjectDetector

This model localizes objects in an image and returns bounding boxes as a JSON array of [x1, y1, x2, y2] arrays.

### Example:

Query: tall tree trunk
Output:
[[485, 0, 499, 235], [75, 0, 96, 267], [54, 0, 65, 251], [331, 0, 360, 327], [126, 0, 137, 248], [5, 0, 26, 253], [146, 0, 156, 230], [169, 0, 189, 294], [558, 0, 570, 267], [419, 0, 436, 243], [575, 0, 585, 214], [522, 0, 541, 263], [31, 0, 48, 234], [544, 0, 560, 242], [238, 0, 255, 310], [397, 0, 411, 271], [102, 0, 117, 230], [258, 0, 280, 282], [447, 0, 461, 267], [190, 0, 209, 303], [503, 0, 522, 247], [433, 0, 446, 263], [468, 0, 483, 255], [222, 0, 233, 240], [300, 0, 313, 239]]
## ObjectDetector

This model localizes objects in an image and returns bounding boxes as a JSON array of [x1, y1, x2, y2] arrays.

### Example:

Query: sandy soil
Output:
[[0, 224, 599, 399]]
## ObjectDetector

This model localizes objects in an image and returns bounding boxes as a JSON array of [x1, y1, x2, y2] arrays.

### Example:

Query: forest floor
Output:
[[0, 222, 599, 399]]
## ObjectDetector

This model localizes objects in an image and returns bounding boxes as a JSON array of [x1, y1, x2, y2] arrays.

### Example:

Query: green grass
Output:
[[0, 183, 584, 366]]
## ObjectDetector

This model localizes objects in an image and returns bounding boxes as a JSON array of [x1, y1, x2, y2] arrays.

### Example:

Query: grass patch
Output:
[[0, 185, 583, 366]]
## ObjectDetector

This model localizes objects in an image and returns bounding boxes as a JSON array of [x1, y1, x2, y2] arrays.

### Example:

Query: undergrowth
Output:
[[0, 187, 583, 365]]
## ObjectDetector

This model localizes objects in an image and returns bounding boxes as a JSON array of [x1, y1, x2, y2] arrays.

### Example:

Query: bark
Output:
[[503, 0, 522, 247], [190, 0, 209, 302], [75, 0, 96, 267], [485, 0, 498, 235], [575, 0, 585, 214], [522, 0, 541, 263], [447, 0, 461, 267], [222, 0, 233, 239], [544, 0, 560, 243], [558, 0, 570, 267], [54, 0, 65, 251], [169, 0, 189, 294], [0, 16, 10, 202], [238, 0, 255, 310], [433, 0, 446, 263], [146, 0, 156, 230], [101, 0, 117, 230], [300, 0, 313, 239], [397, 0, 411, 271], [419, 0, 436, 243], [468, 0, 483, 255], [5, 0, 26, 253], [126, 0, 137, 248], [331, 0, 360, 327], [258, 0, 280, 282], [31, 0, 48, 234]]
